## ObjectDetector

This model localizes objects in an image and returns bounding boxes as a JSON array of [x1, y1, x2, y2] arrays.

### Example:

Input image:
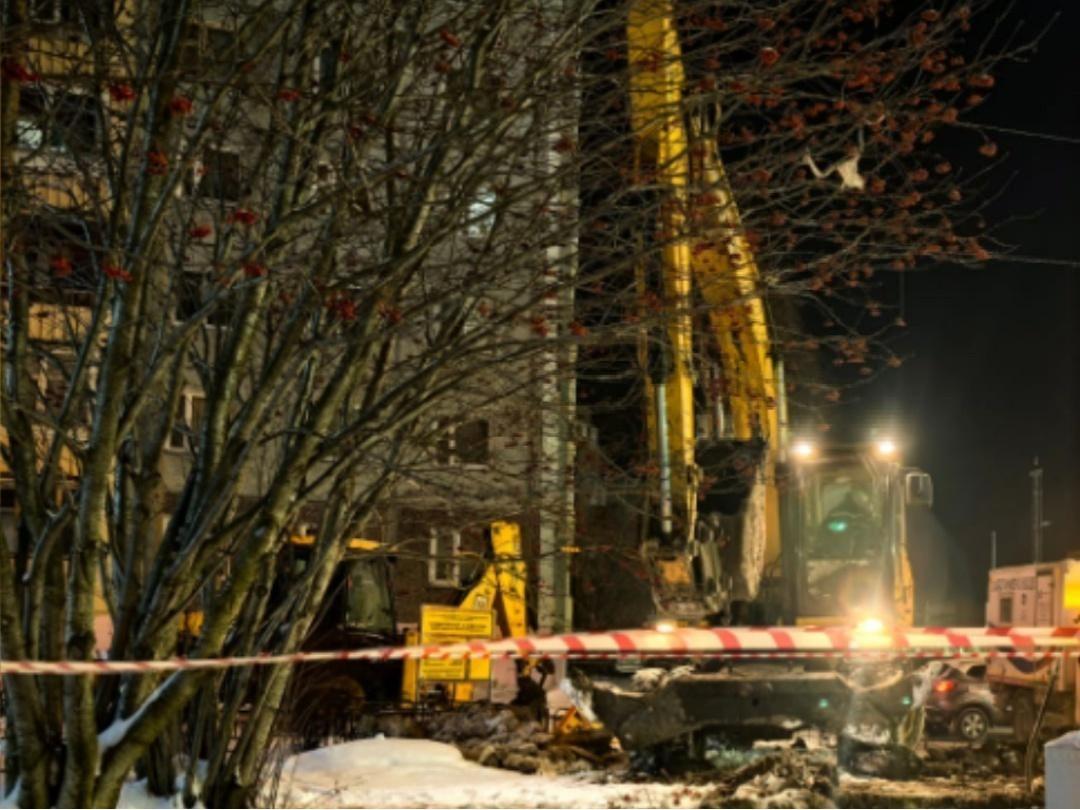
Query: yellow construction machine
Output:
[[401, 520, 528, 704], [624, 0, 932, 631], [177, 520, 528, 719], [574, 0, 935, 753]]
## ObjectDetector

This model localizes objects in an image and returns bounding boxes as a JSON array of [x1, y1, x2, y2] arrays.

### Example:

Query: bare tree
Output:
[[2, 0, 591, 804]]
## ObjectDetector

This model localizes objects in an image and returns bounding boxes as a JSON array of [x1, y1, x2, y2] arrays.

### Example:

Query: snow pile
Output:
[[117, 779, 195, 810], [117, 761, 208, 809], [275, 736, 708, 808]]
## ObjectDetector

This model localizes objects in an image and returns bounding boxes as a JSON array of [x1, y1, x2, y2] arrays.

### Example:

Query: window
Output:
[[999, 596, 1013, 624], [315, 162, 336, 188], [343, 558, 395, 634], [174, 272, 234, 326], [455, 420, 489, 465], [175, 272, 203, 322], [178, 23, 235, 76], [187, 148, 242, 202], [466, 188, 497, 239], [15, 89, 47, 150], [435, 419, 489, 466], [806, 466, 882, 561], [168, 392, 207, 450], [29, 0, 95, 25], [312, 45, 338, 90], [22, 216, 99, 307], [36, 369, 69, 412], [427, 528, 461, 587], [16, 88, 100, 153], [55, 93, 99, 152]]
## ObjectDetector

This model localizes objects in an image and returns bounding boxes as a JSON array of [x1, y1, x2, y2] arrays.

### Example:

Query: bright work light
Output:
[[874, 438, 898, 459], [854, 617, 886, 634]]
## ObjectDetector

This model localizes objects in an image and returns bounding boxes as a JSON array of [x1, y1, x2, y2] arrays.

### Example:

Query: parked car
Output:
[[925, 660, 1009, 744]]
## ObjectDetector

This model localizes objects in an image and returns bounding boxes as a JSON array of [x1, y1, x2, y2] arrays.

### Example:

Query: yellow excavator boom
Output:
[[627, 0, 780, 615], [627, 0, 699, 542]]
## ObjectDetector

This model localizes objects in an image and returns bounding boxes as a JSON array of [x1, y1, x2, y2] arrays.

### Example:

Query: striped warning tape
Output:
[[1, 626, 1078, 676]]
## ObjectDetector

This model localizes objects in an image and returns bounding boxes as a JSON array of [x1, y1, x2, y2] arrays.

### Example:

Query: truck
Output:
[[573, 0, 934, 754], [986, 558, 1080, 742]]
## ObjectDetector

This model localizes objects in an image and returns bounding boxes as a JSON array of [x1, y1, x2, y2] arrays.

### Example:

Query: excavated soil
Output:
[[412, 705, 1034, 808], [421, 703, 625, 777], [837, 741, 1033, 809]]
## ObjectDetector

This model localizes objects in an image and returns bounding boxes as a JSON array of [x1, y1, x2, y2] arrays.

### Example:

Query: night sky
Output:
[[844, 1, 1080, 618]]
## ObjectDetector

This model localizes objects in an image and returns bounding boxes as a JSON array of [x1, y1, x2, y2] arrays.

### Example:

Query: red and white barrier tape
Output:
[[2, 626, 1078, 676]]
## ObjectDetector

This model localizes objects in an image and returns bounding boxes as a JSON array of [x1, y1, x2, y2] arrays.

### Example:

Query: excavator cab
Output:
[[339, 556, 397, 636], [784, 444, 928, 627], [810, 480, 880, 560], [280, 536, 398, 642]]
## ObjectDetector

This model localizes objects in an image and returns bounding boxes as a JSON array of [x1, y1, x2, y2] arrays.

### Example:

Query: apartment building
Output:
[[1, 0, 578, 648]]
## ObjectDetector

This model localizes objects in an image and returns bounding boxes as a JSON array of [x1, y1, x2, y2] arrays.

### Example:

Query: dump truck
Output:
[[986, 558, 1080, 742]]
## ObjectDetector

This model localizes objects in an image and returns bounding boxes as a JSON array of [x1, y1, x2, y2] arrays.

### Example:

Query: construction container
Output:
[[1045, 730, 1080, 808]]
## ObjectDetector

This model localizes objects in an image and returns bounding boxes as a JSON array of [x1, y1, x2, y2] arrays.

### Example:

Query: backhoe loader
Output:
[[177, 520, 528, 736]]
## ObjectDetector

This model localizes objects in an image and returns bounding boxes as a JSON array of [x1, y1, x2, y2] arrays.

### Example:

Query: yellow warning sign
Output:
[[418, 605, 494, 683], [418, 658, 468, 681], [420, 605, 495, 644]]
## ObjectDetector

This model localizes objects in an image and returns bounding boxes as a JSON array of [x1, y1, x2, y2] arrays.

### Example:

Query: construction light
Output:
[[874, 438, 898, 459], [654, 620, 677, 634], [854, 617, 886, 635], [791, 440, 816, 462]]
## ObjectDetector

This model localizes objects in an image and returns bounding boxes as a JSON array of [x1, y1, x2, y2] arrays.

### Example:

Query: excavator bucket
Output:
[[573, 659, 918, 753], [641, 439, 770, 623]]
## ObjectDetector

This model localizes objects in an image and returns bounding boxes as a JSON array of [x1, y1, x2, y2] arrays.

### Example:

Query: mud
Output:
[[421, 703, 625, 776], [412, 705, 1032, 808], [691, 749, 837, 809], [837, 774, 1030, 809]]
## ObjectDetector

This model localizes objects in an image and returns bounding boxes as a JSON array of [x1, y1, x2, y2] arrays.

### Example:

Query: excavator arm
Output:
[[457, 520, 528, 638], [628, 0, 780, 621]]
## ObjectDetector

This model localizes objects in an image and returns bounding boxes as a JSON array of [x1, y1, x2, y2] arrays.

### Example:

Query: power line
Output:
[[997, 255, 1080, 268], [958, 121, 1080, 146]]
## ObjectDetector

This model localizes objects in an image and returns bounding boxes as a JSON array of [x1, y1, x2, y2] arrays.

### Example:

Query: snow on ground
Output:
[[274, 737, 708, 809], [117, 779, 194, 809], [117, 761, 207, 809]]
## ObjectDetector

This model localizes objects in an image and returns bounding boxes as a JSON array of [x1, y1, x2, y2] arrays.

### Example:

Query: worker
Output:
[[511, 659, 554, 723], [817, 487, 879, 559]]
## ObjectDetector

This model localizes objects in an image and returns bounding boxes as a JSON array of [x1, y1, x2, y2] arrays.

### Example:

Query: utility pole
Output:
[[990, 529, 997, 570], [1030, 458, 1044, 563]]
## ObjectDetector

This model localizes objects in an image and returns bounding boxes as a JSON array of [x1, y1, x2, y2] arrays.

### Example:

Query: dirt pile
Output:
[[421, 704, 624, 776], [837, 741, 1030, 808], [694, 749, 838, 809], [837, 738, 922, 780], [919, 740, 1024, 779]]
